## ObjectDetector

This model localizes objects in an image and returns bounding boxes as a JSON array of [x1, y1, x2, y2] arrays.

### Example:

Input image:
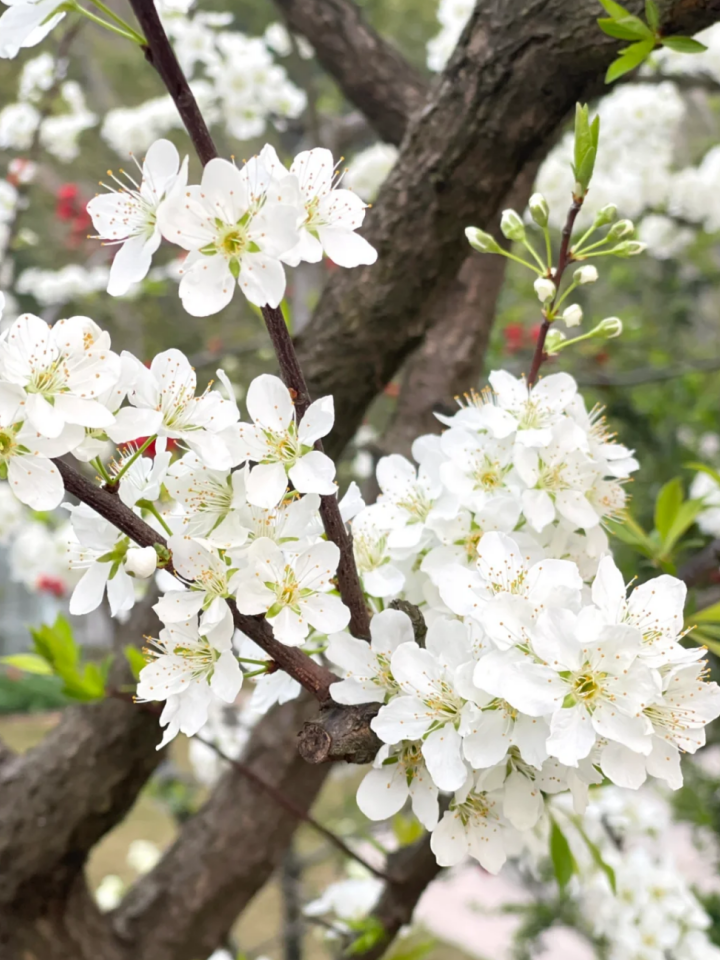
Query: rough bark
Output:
[[272, 0, 426, 144], [111, 696, 331, 960], [298, 0, 720, 460], [297, 701, 382, 764]]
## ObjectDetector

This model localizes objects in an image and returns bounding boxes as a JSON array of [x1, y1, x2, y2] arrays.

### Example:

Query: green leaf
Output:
[[392, 813, 424, 847], [598, 0, 632, 17], [598, 15, 652, 40], [124, 644, 147, 681], [346, 917, 386, 955], [662, 498, 704, 553], [31, 614, 78, 672], [549, 818, 577, 890], [575, 822, 617, 894], [685, 462, 720, 488], [661, 35, 708, 53], [573, 104, 601, 192], [389, 938, 437, 960], [687, 628, 720, 657], [0, 653, 54, 675], [605, 517, 656, 558], [605, 38, 656, 82], [654, 477, 683, 541], [645, 0, 659, 31], [692, 601, 720, 625]]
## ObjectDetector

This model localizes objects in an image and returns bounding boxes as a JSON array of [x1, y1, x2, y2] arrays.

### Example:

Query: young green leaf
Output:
[[0, 653, 54, 675], [662, 498, 704, 554], [685, 462, 720, 488], [598, 0, 632, 18], [605, 38, 656, 82], [654, 477, 683, 541], [125, 644, 147, 681], [575, 821, 617, 894], [661, 36, 708, 54], [692, 601, 720, 625], [550, 818, 577, 890], [645, 0, 659, 31], [598, 16, 653, 40]]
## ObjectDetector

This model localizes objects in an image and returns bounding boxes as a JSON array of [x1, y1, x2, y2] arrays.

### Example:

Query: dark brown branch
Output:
[[271, 0, 426, 145], [296, 0, 720, 461], [527, 195, 583, 388], [349, 833, 442, 960], [111, 696, 332, 960], [128, 0, 218, 165], [298, 701, 382, 764], [261, 305, 371, 640], [55, 455, 339, 701], [195, 735, 393, 881]]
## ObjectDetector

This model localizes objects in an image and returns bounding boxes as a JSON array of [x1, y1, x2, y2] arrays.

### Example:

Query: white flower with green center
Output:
[[88, 139, 188, 297], [166, 451, 248, 544], [356, 740, 439, 830], [0, 313, 121, 439], [154, 535, 236, 647], [327, 607, 414, 704], [136, 615, 242, 748], [438, 428, 515, 510], [372, 621, 473, 792], [157, 156, 300, 315], [459, 693, 549, 770], [430, 779, 509, 873], [233, 536, 349, 646], [350, 507, 405, 598], [108, 351, 242, 471], [65, 502, 138, 618], [0, 415, 79, 509], [259, 145, 378, 268], [236, 373, 336, 509]]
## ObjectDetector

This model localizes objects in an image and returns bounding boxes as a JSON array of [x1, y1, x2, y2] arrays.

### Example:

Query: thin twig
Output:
[[262, 305, 371, 640], [128, 0, 371, 641], [194, 734, 395, 882], [527, 196, 583, 388]]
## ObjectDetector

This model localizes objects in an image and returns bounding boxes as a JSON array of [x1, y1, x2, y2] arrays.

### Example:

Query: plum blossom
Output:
[[356, 740, 439, 830], [65, 502, 137, 617], [137, 616, 242, 747], [88, 139, 188, 296], [327, 607, 414, 704], [236, 374, 336, 508], [233, 537, 349, 645], [430, 777, 510, 873], [260, 145, 377, 268], [157, 156, 300, 314], [0, 313, 121, 439], [0, 0, 65, 60], [107, 351, 241, 470]]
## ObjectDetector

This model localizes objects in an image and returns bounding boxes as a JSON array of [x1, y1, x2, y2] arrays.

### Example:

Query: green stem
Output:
[[141, 501, 173, 537], [243, 666, 270, 678], [86, 0, 145, 42], [500, 249, 544, 275], [543, 227, 553, 269], [573, 236, 611, 258], [237, 656, 270, 666], [573, 223, 597, 252], [522, 238, 547, 272], [92, 456, 113, 484], [554, 280, 579, 311], [76, 5, 144, 43], [111, 435, 157, 484]]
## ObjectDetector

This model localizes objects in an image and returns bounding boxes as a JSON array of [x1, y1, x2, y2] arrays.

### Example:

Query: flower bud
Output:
[[545, 329, 567, 355], [562, 304, 583, 328], [125, 545, 158, 579], [500, 209, 526, 242], [597, 316, 623, 339], [533, 277, 556, 303], [593, 203, 617, 227], [607, 218, 634, 241], [528, 193, 549, 228], [574, 265, 598, 285], [609, 240, 647, 258], [465, 226, 501, 254]]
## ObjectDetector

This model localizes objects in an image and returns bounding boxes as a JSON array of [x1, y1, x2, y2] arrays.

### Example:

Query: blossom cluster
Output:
[[86, 138, 376, 311], [321, 371, 720, 873], [544, 786, 720, 960]]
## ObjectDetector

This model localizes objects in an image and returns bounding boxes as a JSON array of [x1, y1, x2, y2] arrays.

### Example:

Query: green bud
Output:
[[596, 316, 623, 339], [500, 209, 526, 242], [608, 240, 647, 258], [528, 193, 549, 228], [545, 329, 567, 355], [572, 103, 600, 195], [593, 204, 617, 227], [606, 218, 634, 241], [465, 226, 501, 254]]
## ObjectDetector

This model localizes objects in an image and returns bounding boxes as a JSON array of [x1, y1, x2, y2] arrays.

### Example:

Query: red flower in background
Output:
[[124, 436, 178, 459], [55, 183, 92, 247], [36, 575, 66, 598]]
